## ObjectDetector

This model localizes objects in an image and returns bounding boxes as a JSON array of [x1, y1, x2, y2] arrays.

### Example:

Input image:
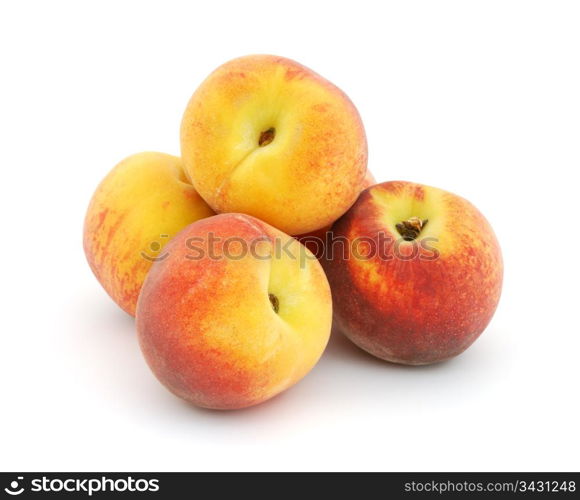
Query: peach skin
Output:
[[83, 152, 215, 316], [180, 55, 368, 235], [136, 213, 332, 409], [296, 169, 376, 256], [323, 181, 503, 365]]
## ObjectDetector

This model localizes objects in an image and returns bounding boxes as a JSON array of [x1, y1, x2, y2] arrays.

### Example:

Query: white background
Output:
[[1, 0, 579, 472]]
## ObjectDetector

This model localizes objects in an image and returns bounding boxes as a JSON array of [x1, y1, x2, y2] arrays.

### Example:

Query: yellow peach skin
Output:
[[296, 169, 376, 255], [136, 214, 332, 409], [180, 55, 368, 235], [83, 152, 215, 316]]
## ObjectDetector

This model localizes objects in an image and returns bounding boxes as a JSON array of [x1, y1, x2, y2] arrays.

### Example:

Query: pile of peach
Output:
[[84, 55, 503, 410]]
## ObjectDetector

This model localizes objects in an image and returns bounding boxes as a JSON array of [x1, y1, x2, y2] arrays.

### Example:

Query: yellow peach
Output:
[[83, 152, 214, 316], [136, 213, 332, 409], [322, 181, 503, 364], [180, 55, 368, 235]]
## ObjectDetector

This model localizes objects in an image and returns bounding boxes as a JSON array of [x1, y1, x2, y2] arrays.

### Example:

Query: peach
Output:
[[323, 181, 503, 365], [136, 213, 332, 409], [83, 152, 214, 316], [180, 55, 368, 235]]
